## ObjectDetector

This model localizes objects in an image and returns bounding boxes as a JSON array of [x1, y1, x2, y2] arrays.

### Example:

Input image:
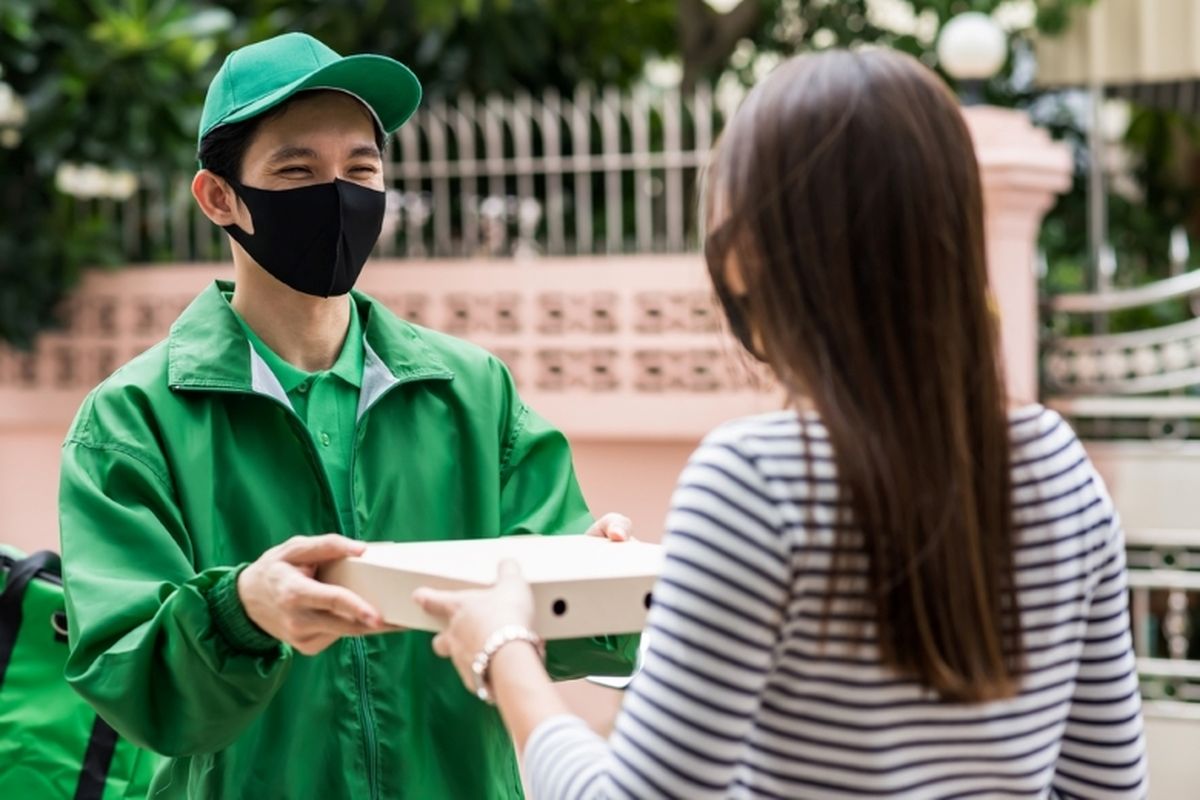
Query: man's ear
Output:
[[192, 169, 245, 229]]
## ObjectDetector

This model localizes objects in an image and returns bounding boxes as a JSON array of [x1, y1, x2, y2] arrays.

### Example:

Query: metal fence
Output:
[[95, 83, 742, 264], [1042, 261, 1200, 439], [1127, 529, 1200, 704], [1042, 251, 1200, 708]]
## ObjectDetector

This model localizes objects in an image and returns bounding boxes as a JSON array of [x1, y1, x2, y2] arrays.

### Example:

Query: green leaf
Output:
[[160, 8, 236, 40]]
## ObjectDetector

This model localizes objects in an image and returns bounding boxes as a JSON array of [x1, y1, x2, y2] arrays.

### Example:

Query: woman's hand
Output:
[[414, 560, 535, 691], [585, 512, 633, 542], [414, 512, 634, 692]]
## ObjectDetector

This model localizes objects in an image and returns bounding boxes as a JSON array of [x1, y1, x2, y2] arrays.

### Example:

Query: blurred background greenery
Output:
[[2, 0, 1196, 347]]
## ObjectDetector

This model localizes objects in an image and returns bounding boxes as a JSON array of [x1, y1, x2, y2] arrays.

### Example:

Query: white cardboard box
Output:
[[318, 535, 665, 639]]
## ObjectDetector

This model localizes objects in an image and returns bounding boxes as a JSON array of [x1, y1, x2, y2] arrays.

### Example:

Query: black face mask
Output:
[[223, 178, 386, 297]]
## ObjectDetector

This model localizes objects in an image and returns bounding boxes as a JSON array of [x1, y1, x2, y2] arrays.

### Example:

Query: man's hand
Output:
[[238, 534, 389, 655], [585, 512, 634, 542]]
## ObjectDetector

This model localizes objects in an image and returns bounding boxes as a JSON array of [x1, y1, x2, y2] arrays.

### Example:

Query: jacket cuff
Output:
[[207, 566, 279, 655]]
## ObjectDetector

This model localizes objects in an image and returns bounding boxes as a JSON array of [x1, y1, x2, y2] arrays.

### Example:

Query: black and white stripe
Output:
[[526, 405, 1147, 799]]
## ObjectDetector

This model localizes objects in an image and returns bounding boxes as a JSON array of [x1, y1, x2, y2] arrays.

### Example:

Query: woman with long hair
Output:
[[415, 48, 1148, 798]]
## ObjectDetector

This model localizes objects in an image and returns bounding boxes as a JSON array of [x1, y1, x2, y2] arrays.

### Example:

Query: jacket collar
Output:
[[168, 281, 454, 399]]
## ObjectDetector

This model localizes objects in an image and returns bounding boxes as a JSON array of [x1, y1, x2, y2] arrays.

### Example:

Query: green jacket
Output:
[[58, 281, 637, 799]]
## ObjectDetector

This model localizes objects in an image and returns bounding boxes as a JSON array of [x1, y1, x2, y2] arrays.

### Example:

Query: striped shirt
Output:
[[526, 405, 1148, 799]]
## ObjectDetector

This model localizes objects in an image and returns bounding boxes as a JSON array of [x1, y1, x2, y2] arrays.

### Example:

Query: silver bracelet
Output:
[[470, 624, 544, 705]]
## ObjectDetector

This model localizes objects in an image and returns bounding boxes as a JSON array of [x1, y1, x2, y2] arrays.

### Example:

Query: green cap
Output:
[[198, 32, 421, 147]]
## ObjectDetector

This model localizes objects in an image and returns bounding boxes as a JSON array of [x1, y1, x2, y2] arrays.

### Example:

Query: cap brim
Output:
[[217, 54, 422, 136]]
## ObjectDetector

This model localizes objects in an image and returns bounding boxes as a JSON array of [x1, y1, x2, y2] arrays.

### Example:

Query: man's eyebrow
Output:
[[266, 145, 318, 164], [348, 144, 382, 160]]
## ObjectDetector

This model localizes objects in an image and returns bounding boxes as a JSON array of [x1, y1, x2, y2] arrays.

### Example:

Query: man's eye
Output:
[[279, 166, 310, 176], [350, 165, 379, 175]]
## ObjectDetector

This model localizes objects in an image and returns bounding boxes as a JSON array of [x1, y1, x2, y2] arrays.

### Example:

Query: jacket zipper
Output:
[[346, 375, 426, 800], [348, 424, 378, 800], [176, 373, 443, 800], [270, 395, 383, 800], [353, 637, 380, 800]]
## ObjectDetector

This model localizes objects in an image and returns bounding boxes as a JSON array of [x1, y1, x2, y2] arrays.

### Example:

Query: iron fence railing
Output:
[[1127, 528, 1200, 705], [90, 83, 743, 264], [1043, 254, 1200, 439]]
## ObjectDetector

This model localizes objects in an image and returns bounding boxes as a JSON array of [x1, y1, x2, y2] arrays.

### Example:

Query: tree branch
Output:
[[680, 0, 762, 89]]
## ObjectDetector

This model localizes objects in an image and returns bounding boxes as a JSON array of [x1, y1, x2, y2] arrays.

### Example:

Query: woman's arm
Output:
[[1049, 512, 1147, 797], [490, 641, 569, 751], [418, 431, 791, 798]]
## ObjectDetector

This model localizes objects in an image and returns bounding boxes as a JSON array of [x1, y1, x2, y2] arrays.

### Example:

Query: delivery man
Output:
[[58, 32, 637, 799]]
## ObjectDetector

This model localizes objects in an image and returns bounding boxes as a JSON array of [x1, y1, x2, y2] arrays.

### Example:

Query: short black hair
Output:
[[197, 92, 387, 182]]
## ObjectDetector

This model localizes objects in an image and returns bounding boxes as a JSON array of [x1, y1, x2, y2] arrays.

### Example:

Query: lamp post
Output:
[[939, 9, 1073, 404], [936, 12, 1008, 105]]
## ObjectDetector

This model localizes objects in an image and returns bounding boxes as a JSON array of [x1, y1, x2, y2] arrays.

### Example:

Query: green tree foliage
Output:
[[221, 0, 676, 95], [0, 0, 678, 346], [0, 0, 235, 347], [5, 0, 1191, 349], [701, 0, 1200, 320]]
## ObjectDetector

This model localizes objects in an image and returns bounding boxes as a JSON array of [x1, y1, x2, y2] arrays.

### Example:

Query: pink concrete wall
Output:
[[0, 427, 66, 554], [0, 256, 779, 555]]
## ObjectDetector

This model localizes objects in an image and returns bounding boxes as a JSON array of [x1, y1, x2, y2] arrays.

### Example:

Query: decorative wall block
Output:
[[128, 295, 193, 338], [48, 344, 77, 389], [633, 291, 718, 334], [369, 293, 431, 327], [534, 348, 619, 392], [63, 294, 121, 337], [443, 292, 523, 335], [7, 352, 37, 388], [536, 292, 618, 335], [632, 349, 747, 393], [0, 258, 782, 437]]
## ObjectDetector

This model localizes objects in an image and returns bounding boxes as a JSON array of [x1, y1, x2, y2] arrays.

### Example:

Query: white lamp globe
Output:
[[937, 12, 1008, 80]]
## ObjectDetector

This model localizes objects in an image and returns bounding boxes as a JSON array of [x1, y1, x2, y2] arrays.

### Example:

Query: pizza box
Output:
[[318, 535, 665, 639]]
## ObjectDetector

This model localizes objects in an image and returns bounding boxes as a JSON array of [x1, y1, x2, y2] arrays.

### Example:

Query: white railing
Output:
[[1045, 261, 1200, 709], [94, 83, 742, 264], [1043, 262, 1200, 436], [1126, 528, 1200, 705]]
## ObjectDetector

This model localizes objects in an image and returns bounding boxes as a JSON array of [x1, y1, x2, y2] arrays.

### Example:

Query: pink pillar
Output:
[[963, 106, 1073, 404]]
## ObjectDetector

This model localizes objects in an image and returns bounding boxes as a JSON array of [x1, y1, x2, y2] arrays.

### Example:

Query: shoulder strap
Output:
[[0, 550, 62, 689], [73, 716, 120, 800]]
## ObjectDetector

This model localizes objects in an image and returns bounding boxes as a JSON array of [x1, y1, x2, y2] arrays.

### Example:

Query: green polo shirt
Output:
[[226, 296, 364, 535]]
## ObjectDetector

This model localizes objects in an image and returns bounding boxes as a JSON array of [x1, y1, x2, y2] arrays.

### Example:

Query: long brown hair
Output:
[[705, 49, 1020, 702]]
